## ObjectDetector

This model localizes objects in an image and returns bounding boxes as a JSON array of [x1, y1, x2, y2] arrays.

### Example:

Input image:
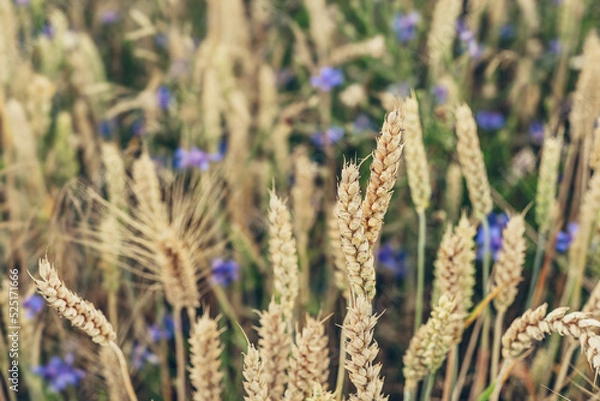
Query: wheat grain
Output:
[[243, 344, 269, 401], [337, 162, 376, 300], [268, 191, 300, 322], [284, 316, 330, 401], [189, 313, 224, 401], [257, 300, 290, 400], [402, 95, 431, 213], [492, 215, 527, 312], [362, 108, 403, 250], [32, 256, 116, 345], [455, 104, 493, 220], [344, 295, 388, 401]]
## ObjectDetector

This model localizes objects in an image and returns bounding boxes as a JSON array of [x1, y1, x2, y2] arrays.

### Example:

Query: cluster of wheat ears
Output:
[[27, 86, 600, 400]]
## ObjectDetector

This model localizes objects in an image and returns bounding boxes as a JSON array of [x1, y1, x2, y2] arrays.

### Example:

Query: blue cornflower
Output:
[[311, 126, 344, 148], [174, 147, 222, 170], [476, 213, 509, 261], [24, 294, 44, 319], [353, 114, 375, 133], [33, 354, 85, 393], [549, 39, 562, 55], [132, 119, 145, 136], [100, 10, 120, 24], [43, 24, 54, 38], [392, 11, 421, 43], [377, 243, 408, 279], [211, 258, 239, 287], [148, 315, 175, 342], [555, 223, 578, 253], [529, 121, 545, 145], [310, 67, 344, 92], [432, 85, 448, 105], [475, 111, 505, 130], [156, 86, 172, 110], [456, 20, 484, 58], [131, 343, 159, 370]]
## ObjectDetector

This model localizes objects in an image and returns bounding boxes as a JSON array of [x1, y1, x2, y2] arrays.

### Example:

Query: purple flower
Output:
[[475, 111, 505, 130], [211, 258, 239, 286], [131, 343, 159, 370], [432, 85, 448, 105], [33, 354, 85, 393], [476, 213, 509, 261], [148, 315, 174, 342], [555, 223, 578, 253], [392, 11, 421, 43], [529, 121, 545, 145], [310, 67, 344, 92], [14, 0, 29, 5], [100, 9, 120, 24], [43, 24, 54, 38], [157, 86, 172, 110], [24, 294, 44, 319], [174, 147, 222, 170], [549, 39, 562, 55], [311, 126, 344, 147], [353, 114, 375, 133], [132, 119, 145, 136], [377, 243, 407, 279], [456, 20, 484, 58], [387, 82, 411, 98]]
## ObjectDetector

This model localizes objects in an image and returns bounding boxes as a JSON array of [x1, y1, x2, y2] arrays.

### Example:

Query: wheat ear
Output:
[[535, 137, 562, 232], [329, 204, 350, 302], [455, 104, 493, 220], [131, 150, 167, 224], [306, 383, 336, 401], [243, 344, 269, 401], [284, 316, 330, 401], [344, 295, 388, 401], [362, 108, 403, 250], [257, 300, 290, 400], [337, 162, 376, 300], [32, 257, 137, 401], [268, 191, 300, 323], [189, 313, 224, 401]]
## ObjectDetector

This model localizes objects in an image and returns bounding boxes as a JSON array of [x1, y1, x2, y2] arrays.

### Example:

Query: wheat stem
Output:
[[421, 371, 436, 401], [491, 311, 505, 379], [109, 341, 139, 401], [527, 232, 546, 307], [415, 209, 426, 330], [174, 305, 186, 401]]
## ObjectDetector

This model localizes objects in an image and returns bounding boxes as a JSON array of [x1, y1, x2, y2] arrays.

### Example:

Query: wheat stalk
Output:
[[344, 295, 388, 401], [362, 108, 403, 250], [189, 312, 224, 401], [284, 316, 330, 401], [257, 300, 290, 400], [337, 162, 376, 300], [243, 344, 269, 401]]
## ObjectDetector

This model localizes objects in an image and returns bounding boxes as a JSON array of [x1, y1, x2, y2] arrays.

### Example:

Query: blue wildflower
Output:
[[456, 20, 484, 58], [24, 294, 44, 319], [131, 343, 159, 370], [499, 24, 515, 40], [311, 126, 344, 148], [155, 33, 168, 49], [310, 67, 344, 92], [555, 223, 578, 253], [14, 0, 29, 5], [174, 147, 222, 170], [157, 86, 172, 110], [132, 119, 145, 136], [432, 85, 448, 105], [392, 11, 421, 43], [43, 24, 54, 38], [549, 39, 562, 55], [100, 10, 120, 24], [211, 258, 240, 287], [377, 243, 407, 279], [476, 213, 509, 261], [475, 111, 505, 130], [148, 315, 175, 342], [33, 354, 85, 393], [529, 121, 545, 145], [353, 114, 375, 133]]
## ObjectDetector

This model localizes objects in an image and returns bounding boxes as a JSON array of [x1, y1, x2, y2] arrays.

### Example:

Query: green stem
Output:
[[526, 232, 546, 307], [491, 311, 505, 380], [421, 371, 436, 401], [415, 210, 427, 330]]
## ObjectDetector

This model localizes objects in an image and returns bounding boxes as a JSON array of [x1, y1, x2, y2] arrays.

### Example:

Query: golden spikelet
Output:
[[535, 136, 562, 232], [344, 295, 387, 401], [257, 300, 290, 400], [362, 108, 404, 249], [101, 143, 127, 209], [327, 36, 386, 66], [306, 384, 335, 401], [337, 162, 376, 300], [403, 294, 458, 391], [189, 313, 224, 401], [158, 230, 200, 308], [268, 192, 300, 322], [132, 150, 167, 223], [445, 162, 463, 222], [427, 0, 463, 81], [455, 104, 493, 220], [491, 215, 527, 312], [284, 316, 330, 401], [402, 95, 431, 213], [243, 344, 269, 401], [328, 204, 349, 301], [32, 257, 116, 345]]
